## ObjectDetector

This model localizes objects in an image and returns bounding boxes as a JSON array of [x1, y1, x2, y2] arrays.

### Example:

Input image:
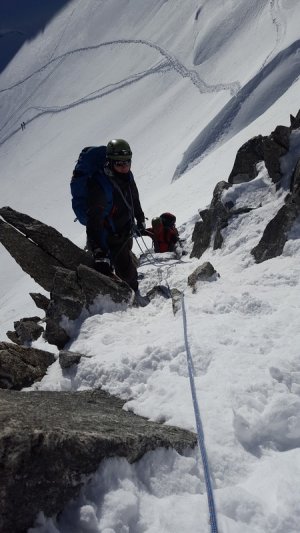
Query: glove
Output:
[[93, 248, 112, 276], [135, 220, 146, 235]]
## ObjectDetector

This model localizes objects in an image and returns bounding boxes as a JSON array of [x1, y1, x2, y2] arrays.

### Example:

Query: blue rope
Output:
[[181, 293, 219, 533]]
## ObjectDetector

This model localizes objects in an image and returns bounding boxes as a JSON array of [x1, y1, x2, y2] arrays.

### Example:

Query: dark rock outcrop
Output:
[[0, 342, 55, 389], [45, 266, 132, 348], [6, 316, 43, 346], [191, 110, 300, 261], [0, 207, 93, 292], [188, 262, 219, 292], [0, 206, 93, 271], [228, 131, 288, 186], [59, 350, 82, 369], [290, 109, 300, 130], [0, 218, 61, 292], [0, 207, 134, 349], [228, 111, 300, 187], [0, 389, 197, 533], [191, 181, 231, 258], [251, 185, 300, 263], [29, 292, 50, 312]]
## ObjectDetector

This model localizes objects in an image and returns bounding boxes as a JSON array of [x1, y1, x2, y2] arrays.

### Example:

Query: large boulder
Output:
[[0, 219, 61, 292], [45, 266, 133, 348], [228, 111, 300, 187], [58, 350, 82, 369], [0, 207, 93, 292], [188, 262, 219, 292], [0, 342, 55, 390], [0, 389, 197, 533], [228, 133, 288, 185], [0, 206, 93, 270], [6, 316, 43, 346], [0, 208, 133, 349]]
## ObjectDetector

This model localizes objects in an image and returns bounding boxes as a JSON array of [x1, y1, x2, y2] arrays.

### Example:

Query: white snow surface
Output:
[[1, 1, 300, 532]]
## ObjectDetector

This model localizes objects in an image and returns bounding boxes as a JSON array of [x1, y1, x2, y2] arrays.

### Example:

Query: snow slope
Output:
[[1, 1, 300, 532]]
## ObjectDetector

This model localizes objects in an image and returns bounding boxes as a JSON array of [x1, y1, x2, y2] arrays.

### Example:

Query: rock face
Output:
[[0, 342, 55, 389], [188, 262, 219, 292], [228, 132, 288, 185], [29, 293, 50, 312], [59, 350, 82, 369], [0, 389, 197, 533], [0, 207, 93, 292], [45, 265, 132, 348], [0, 206, 93, 271], [251, 160, 300, 262], [0, 218, 61, 292], [6, 316, 43, 346], [191, 181, 231, 258]]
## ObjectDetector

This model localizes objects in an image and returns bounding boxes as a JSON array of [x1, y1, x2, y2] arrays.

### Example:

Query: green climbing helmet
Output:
[[106, 139, 132, 161]]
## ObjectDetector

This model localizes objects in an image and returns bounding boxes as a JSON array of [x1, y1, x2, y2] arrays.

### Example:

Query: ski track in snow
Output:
[[0, 38, 240, 145], [173, 38, 300, 179], [0, 61, 172, 142], [261, 0, 286, 70]]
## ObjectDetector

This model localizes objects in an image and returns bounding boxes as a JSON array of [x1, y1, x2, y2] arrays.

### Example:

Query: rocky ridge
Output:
[[191, 109, 300, 261]]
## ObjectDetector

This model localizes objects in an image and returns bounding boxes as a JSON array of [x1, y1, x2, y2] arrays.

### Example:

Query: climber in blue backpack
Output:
[[71, 139, 148, 306]]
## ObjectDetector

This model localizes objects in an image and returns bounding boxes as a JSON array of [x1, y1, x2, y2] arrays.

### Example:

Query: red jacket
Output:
[[146, 224, 179, 253]]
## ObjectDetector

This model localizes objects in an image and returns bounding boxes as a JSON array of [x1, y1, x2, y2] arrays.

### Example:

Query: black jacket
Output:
[[86, 168, 144, 251]]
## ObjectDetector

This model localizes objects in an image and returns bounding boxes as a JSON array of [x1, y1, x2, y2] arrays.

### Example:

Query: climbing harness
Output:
[[181, 293, 219, 533]]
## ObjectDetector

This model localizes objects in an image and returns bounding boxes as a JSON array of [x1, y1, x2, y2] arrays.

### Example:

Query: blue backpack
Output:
[[70, 146, 113, 225]]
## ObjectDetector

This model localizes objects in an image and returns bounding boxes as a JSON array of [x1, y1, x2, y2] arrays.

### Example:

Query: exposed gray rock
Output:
[[0, 389, 197, 533], [59, 350, 82, 369], [191, 111, 300, 260], [290, 109, 300, 130], [188, 262, 219, 292], [251, 156, 300, 263], [45, 266, 132, 348], [228, 134, 287, 185], [77, 264, 132, 306], [191, 181, 231, 258], [0, 207, 94, 292], [271, 125, 290, 151], [0, 219, 61, 292], [0, 342, 55, 390], [0, 209, 134, 349], [190, 219, 211, 259], [290, 158, 300, 194], [5, 330, 20, 345], [29, 292, 50, 312], [251, 192, 300, 263], [45, 268, 85, 348], [0, 206, 93, 271], [6, 316, 44, 346], [147, 285, 172, 301]]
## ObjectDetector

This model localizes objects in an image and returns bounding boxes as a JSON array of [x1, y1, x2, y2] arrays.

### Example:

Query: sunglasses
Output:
[[113, 160, 131, 167]]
